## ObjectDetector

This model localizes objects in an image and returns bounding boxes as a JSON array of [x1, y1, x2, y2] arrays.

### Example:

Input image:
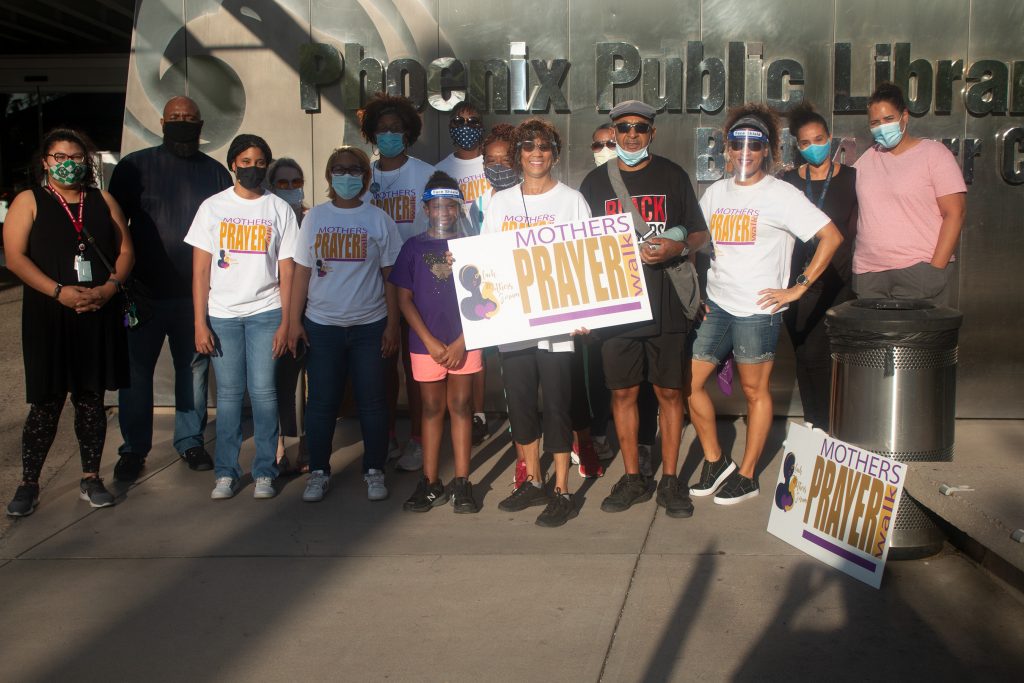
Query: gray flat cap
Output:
[[609, 100, 657, 121]]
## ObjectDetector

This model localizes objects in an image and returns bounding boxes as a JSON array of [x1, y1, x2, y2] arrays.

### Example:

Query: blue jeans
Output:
[[304, 317, 388, 474], [118, 297, 209, 456], [208, 308, 281, 481], [691, 300, 782, 365]]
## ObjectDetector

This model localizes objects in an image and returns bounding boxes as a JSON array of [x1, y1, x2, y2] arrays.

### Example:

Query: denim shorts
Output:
[[690, 300, 782, 365]]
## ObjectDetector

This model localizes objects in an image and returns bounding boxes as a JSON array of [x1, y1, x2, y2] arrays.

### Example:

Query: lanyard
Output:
[[803, 162, 834, 210], [48, 184, 87, 252]]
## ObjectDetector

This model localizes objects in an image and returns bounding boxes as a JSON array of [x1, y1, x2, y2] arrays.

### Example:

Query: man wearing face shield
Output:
[[578, 100, 710, 520], [107, 96, 233, 482]]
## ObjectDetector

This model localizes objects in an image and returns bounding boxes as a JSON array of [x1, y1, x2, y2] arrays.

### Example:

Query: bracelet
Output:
[[53, 283, 63, 299], [107, 277, 122, 292]]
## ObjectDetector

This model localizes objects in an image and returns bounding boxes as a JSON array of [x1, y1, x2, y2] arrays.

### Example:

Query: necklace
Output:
[[370, 159, 403, 195]]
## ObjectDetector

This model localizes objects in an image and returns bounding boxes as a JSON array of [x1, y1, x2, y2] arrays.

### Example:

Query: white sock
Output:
[[474, 412, 486, 421]]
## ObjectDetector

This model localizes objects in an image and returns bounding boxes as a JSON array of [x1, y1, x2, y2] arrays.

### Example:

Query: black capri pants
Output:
[[499, 346, 573, 453]]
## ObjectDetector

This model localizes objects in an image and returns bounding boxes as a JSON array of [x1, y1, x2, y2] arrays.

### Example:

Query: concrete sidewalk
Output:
[[0, 414, 1022, 682]]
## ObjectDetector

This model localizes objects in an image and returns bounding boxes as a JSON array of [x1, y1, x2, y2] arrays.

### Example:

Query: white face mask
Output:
[[593, 147, 618, 166]]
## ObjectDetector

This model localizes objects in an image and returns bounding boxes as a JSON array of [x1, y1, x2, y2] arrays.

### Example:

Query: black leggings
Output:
[[500, 348, 573, 453], [22, 391, 106, 483]]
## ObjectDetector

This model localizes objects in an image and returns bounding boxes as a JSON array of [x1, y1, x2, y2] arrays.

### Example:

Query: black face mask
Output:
[[162, 121, 202, 157], [235, 165, 267, 190]]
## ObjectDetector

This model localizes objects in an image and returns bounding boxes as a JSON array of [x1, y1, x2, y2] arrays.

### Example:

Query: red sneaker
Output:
[[577, 441, 605, 478], [514, 459, 528, 489]]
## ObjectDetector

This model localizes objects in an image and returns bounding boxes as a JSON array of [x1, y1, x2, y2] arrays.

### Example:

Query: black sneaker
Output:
[[79, 477, 116, 508], [181, 446, 214, 471], [656, 475, 694, 518], [113, 452, 145, 482], [600, 473, 653, 512], [689, 456, 736, 497], [6, 484, 39, 517], [472, 415, 488, 446], [713, 471, 760, 505], [451, 477, 480, 514], [497, 480, 549, 512], [535, 489, 577, 527], [403, 477, 449, 512]]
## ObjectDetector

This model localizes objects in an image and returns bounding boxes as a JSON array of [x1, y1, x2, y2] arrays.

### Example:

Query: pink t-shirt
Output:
[[853, 138, 966, 273]]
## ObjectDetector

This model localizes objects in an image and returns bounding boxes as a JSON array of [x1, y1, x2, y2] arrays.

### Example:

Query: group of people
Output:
[[3, 81, 966, 528]]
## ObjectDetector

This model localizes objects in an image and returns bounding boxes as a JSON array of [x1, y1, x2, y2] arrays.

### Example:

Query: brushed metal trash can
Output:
[[826, 299, 963, 559]]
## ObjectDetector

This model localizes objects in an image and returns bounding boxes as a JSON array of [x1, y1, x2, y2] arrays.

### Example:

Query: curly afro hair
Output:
[[357, 92, 422, 147]]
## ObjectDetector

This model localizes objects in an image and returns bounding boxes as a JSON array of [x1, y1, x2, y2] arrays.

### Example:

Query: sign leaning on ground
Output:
[[448, 213, 651, 350], [767, 423, 906, 589]]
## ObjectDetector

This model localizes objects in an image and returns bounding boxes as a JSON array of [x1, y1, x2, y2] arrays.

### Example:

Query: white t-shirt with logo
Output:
[[699, 174, 829, 317], [185, 188, 298, 318], [481, 181, 592, 353], [364, 156, 434, 244], [295, 201, 399, 327], [434, 153, 491, 235]]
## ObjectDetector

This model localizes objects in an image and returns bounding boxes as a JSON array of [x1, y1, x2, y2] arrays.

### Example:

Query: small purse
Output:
[[81, 225, 152, 329]]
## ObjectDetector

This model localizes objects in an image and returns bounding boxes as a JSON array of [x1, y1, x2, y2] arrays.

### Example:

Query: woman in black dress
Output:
[[3, 127, 134, 516], [781, 103, 858, 431]]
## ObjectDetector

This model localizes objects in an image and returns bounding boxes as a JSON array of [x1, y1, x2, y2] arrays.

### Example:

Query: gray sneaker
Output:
[[364, 469, 388, 501], [253, 477, 276, 499], [210, 477, 237, 500], [79, 477, 115, 508], [395, 440, 423, 471], [303, 470, 330, 502]]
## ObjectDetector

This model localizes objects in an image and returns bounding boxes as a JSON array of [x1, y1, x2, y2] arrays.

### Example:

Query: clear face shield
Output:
[[422, 189, 469, 238], [727, 127, 769, 182]]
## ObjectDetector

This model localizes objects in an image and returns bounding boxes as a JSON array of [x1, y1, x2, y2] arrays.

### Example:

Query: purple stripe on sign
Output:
[[802, 530, 877, 572], [528, 301, 642, 326], [230, 250, 266, 254], [325, 258, 364, 262]]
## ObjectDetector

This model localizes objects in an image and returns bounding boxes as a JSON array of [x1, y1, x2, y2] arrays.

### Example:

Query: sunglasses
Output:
[[727, 139, 766, 152], [330, 165, 364, 176], [274, 178, 304, 189], [451, 116, 483, 128], [591, 140, 617, 151], [614, 122, 652, 134], [519, 140, 557, 153]]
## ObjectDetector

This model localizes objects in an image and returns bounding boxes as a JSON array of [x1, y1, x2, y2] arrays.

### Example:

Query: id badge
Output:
[[75, 255, 93, 283]]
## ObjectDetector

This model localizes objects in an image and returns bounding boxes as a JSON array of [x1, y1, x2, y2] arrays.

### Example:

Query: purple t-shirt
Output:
[[388, 232, 463, 354]]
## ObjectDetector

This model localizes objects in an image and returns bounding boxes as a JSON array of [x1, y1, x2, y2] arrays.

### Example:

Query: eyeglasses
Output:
[[48, 152, 87, 163], [519, 140, 557, 153], [451, 116, 483, 128], [727, 139, 766, 152], [614, 122, 652, 134], [274, 178, 304, 189], [591, 140, 617, 151], [330, 165, 364, 177]]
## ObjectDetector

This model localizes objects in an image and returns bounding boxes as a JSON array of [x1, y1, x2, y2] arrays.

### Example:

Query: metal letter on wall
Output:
[[596, 42, 641, 111], [427, 57, 467, 111], [686, 41, 725, 113], [530, 59, 570, 112], [894, 43, 933, 115], [469, 59, 510, 112], [999, 127, 1024, 184], [833, 43, 867, 113], [342, 43, 384, 111], [299, 42, 343, 113], [765, 58, 804, 112], [387, 58, 428, 109], [935, 60, 964, 115], [642, 57, 683, 112], [965, 60, 1009, 115], [695, 127, 725, 182]]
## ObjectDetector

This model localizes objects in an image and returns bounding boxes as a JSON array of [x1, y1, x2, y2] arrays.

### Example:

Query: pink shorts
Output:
[[410, 350, 483, 382]]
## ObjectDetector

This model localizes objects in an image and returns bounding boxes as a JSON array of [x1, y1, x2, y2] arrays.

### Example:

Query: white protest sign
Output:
[[767, 422, 906, 589], [448, 213, 652, 350]]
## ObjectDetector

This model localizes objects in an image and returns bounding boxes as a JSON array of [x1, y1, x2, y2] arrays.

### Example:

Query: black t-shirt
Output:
[[781, 164, 858, 293], [578, 155, 708, 337], [109, 145, 233, 298]]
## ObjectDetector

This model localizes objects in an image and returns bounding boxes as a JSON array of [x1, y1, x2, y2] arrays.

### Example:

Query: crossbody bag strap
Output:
[[605, 158, 649, 241], [80, 225, 117, 274]]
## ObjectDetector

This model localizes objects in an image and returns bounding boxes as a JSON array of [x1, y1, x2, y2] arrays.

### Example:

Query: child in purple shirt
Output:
[[389, 172, 482, 513]]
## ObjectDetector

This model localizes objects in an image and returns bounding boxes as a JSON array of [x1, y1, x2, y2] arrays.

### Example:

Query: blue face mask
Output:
[[871, 120, 904, 149], [799, 141, 832, 166], [615, 143, 649, 167], [376, 132, 406, 158], [331, 174, 363, 200]]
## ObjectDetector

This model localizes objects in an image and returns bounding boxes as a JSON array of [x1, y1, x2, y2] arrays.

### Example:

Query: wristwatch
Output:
[[53, 283, 64, 299], [795, 273, 810, 287]]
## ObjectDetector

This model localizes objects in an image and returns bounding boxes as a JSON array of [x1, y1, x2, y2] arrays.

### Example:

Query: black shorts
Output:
[[602, 333, 687, 390]]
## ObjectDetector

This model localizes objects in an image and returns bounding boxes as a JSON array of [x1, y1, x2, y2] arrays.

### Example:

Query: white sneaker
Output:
[[395, 440, 423, 471], [253, 476, 276, 499], [387, 436, 401, 461], [211, 477, 237, 500], [638, 444, 654, 478], [364, 469, 388, 501], [302, 470, 330, 502]]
